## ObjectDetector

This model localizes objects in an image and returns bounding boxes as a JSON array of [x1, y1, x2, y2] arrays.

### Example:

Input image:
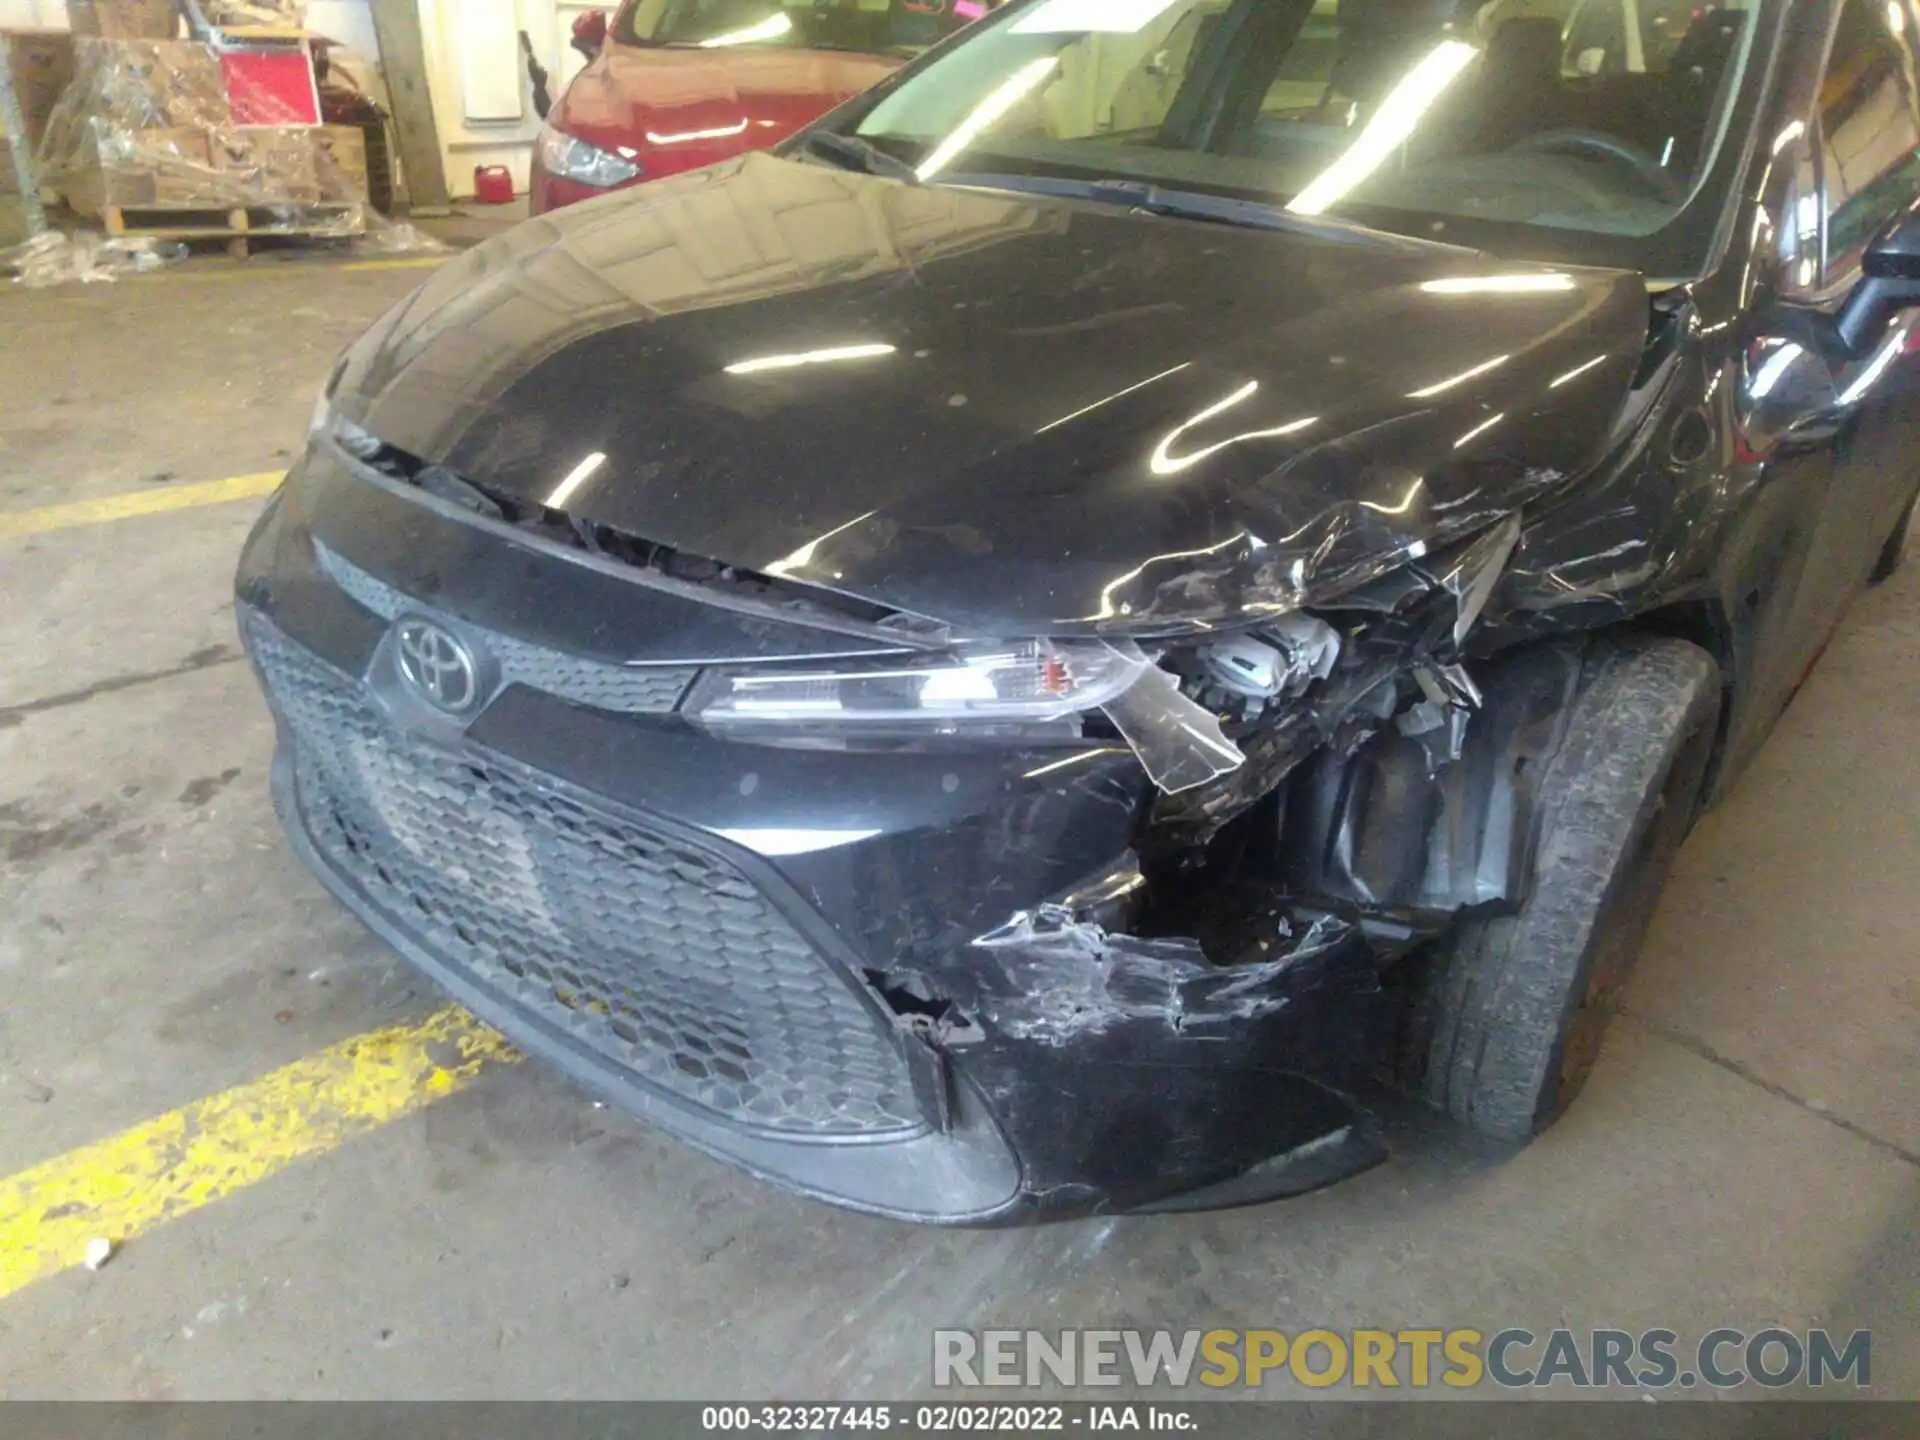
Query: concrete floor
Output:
[[0, 238, 1916, 1403]]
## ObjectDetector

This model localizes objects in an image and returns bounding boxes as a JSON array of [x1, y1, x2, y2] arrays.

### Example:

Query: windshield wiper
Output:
[[791, 130, 920, 185], [954, 174, 1458, 253]]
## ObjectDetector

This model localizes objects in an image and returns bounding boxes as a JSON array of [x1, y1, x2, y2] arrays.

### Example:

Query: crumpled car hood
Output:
[[337, 151, 1650, 633]]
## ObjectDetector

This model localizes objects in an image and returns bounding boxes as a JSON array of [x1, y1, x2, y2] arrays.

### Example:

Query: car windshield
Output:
[[839, 0, 1760, 264], [619, 0, 985, 54]]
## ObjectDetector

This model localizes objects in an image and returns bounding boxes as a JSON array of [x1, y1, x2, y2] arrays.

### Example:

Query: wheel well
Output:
[[1603, 599, 1739, 804]]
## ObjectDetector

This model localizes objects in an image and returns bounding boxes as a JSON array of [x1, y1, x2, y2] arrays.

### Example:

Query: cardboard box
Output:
[[209, 122, 319, 202], [71, 37, 229, 124], [3, 32, 76, 147], [66, 125, 227, 216], [0, 31, 77, 194], [66, 0, 180, 40], [312, 123, 367, 200]]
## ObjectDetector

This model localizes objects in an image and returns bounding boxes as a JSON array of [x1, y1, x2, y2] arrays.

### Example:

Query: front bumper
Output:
[[236, 447, 1391, 1221]]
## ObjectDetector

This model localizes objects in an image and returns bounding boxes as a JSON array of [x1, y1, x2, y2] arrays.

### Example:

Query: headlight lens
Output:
[[536, 123, 642, 187], [689, 639, 1148, 732]]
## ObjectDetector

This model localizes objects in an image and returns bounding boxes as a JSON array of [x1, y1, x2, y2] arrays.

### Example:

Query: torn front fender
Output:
[[871, 902, 1392, 1218], [1279, 641, 1587, 917]]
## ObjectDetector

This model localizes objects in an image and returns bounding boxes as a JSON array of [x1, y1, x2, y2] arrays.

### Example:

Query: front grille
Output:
[[315, 542, 697, 716], [249, 618, 921, 1137]]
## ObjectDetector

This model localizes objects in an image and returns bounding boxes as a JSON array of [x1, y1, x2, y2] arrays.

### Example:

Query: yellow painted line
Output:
[[104, 257, 445, 284], [0, 471, 284, 540], [341, 256, 448, 273], [0, 1005, 519, 1300]]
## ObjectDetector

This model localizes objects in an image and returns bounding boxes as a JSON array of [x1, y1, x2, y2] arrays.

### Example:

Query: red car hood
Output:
[[551, 44, 902, 164]]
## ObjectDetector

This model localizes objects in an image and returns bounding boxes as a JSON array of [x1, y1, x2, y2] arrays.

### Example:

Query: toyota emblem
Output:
[[394, 618, 482, 714]]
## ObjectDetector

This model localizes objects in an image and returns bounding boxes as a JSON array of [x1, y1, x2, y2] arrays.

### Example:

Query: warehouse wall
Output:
[[415, 0, 597, 198]]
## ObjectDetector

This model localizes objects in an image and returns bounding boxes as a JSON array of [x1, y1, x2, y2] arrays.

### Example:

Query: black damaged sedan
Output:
[[237, 0, 1920, 1220]]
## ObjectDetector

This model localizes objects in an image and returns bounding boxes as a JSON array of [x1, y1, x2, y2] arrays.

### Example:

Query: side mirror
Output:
[[1738, 331, 1843, 452], [571, 9, 608, 62], [1834, 203, 1920, 356]]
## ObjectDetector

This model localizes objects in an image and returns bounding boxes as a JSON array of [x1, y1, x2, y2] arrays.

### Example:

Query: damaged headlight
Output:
[[689, 639, 1147, 732], [692, 639, 1250, 796]]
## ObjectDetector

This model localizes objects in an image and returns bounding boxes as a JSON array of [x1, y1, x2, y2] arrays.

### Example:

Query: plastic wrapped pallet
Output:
[[312, 123, 366, 201], [67, 0, 179, 40], [62, 124, 224, 215], [35, 39, 226, 172], [201, 0, 310, 27], [210, 122, 320, 201], [31, 35, 430, 250]]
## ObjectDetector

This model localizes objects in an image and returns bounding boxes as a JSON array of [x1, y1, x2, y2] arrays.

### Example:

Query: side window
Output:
[[862, 4, 1208, 141], [1818, 0, 1920, 280], [1565, 0, 1630, 75], [1778, 149, 1824, 293], [1261, 0, 1342, 114], [1098, 6, 1226, 135]]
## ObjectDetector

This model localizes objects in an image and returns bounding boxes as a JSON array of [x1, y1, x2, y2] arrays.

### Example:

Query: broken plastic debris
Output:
[[83, 1237, 115, 1271], [1398, 700, 1448, 736], [1, 231, 186, 288], [1266, 612, 1342, 689], [1437, 513, 1524, 645], [1401, 660, 1482, 767], [970, 903, 1360, 1046], [1197, 614, 1339, 701], [1099, 644, 1246, 795], [352, 219, 448, 257]]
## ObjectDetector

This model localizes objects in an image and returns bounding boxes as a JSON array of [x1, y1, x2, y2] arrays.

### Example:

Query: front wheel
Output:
[[1415, 638, 1721, 1143]]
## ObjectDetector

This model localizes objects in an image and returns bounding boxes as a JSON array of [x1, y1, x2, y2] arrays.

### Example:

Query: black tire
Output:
[[1869, 489, 1917, 584], [1416, 637, 1721, 1143], [360, 118, 395, 217]]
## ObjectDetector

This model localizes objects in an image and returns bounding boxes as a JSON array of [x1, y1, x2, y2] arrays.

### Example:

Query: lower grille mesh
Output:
[[250, 618, 920, 1137]]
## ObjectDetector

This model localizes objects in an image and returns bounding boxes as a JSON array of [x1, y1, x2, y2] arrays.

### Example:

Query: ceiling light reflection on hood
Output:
[[1550, 354, 1611, 388], [1453, 412, 1506, 449], [725, 343, 897, 375], [1036, 361, 1192, 434], [1287, 40, 1478, 216], [1150, 381, 1317, 475], [545, 451, 607, 509], [1421, 274, 1578, 294], [915, 55, 1061, 181], [646, 119, 749, 145], [1080, 532, 1252, 622], [1407, 354, 1509, 398], [764, 509, 879, 579], [699, 13, 792, 46]]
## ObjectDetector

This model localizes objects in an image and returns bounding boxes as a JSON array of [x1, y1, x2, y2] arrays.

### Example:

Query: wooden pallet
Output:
[[101, 201, 366, 258]]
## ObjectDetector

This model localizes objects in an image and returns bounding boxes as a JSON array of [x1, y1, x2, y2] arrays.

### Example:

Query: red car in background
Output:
[[531, 0, 988, 214]]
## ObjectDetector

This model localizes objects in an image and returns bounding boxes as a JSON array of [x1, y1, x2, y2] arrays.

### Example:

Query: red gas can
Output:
[[473, 165, 515, 204]]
